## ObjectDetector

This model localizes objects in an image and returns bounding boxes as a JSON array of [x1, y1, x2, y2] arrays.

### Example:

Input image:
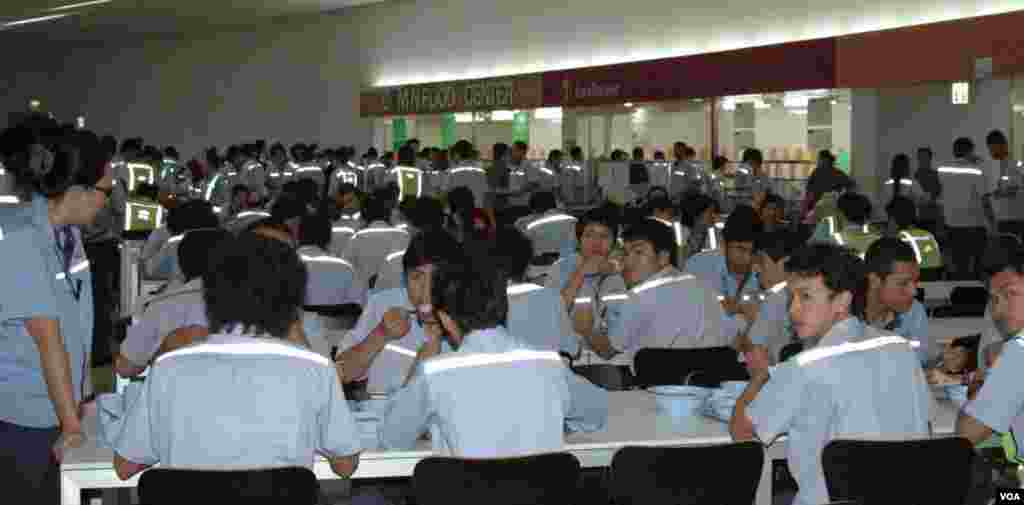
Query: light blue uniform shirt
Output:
[[506, 282, 579, 355], [867, 300, 930, 366], [379, 326, 608, 457], [114, 332, 360, 469], [965, 336, 1024, 456], [0, 196, 93, 427], [684, 251, 760, 299], [344, 287, 426, 395], [746, 282, 795, 364], [747, 318, 932, 505]]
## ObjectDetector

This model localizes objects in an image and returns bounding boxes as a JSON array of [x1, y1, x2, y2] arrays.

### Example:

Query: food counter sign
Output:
[[464, 81, 514, 110], [395, 85, 457, 114]]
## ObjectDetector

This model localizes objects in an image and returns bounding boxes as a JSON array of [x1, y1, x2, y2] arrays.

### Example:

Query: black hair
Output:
[[203, 233, 306, 339], [679, 192, 718, 228], [986, 130, 1008, 146], [762, 193, 784, 209], [569, 146, 583, 159], [837, 192, 873, 225], [163, 146, 179, 159], [268, 142, 285, 156], [712, 156, 729, 172], [953, 137, 975, 159], [529, 191, 557, 213], [632, 147, 644, 160], [179, 228, 232, 281], [755, 230, 801, 262], [647, 197, 674, 215], [864, 237, 917, 280], [917, 147, 934, 157], [723, 205, 763, 243], [366, 147, 379, 157], [785, 243, 864, 305], [402, 229, 464, 273], [981, 238, 1024, 282], [547, 149, 563, 162], [411, 196, 446, 231], [493, 142, 509, 160], [299, 213, 332, 250], [0, 125, 80, 200], [431, 255, 508, 335], [120, 138, 142, 154], [397, 145, 416, 165], [363, 192, 394, 224], [231, 184, 251, 198], [490, 226, 534, 281], [270, 193, 308, 223], [335, 183, 357, 197], [742, 148, 763, 164], [513, 141, 528, 151], [622, 218, 677, 266], [886, 196, 917, 230], [890, 154, 911, 197], [166, 200, 220, 235], [578, 204, 620, 242]]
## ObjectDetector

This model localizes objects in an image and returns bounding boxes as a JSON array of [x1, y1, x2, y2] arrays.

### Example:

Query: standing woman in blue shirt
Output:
[[0, 125, 111, 501]]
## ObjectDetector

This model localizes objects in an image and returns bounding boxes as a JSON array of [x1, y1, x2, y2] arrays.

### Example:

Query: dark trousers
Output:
[[84, 240, 121, 366], [944, 226, 988, 280], [0, 420, 61, 504]]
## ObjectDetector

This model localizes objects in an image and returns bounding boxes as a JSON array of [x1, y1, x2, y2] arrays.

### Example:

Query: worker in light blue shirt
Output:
[[491, 227, 579, 355], [112, 234, 361, 481], [862, 237, 930, 365], [379, 258, 608, 457], [298, 214, 366, 307], [730, 244, 932, 505], [742, 230, 803, 364], [686, 205, 763, 332], [0, 128, 111, 502], [337, 230, 463, 395]]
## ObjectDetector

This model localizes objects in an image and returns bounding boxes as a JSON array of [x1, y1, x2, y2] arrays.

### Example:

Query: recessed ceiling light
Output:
[[48, 0, 111, 12], [2, 13, 72, 27], [623, 102, 634, 108]]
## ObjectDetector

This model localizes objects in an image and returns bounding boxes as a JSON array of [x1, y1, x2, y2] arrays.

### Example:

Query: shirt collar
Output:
[[457, 326, 517, 354], [817, 317, 866, 349]]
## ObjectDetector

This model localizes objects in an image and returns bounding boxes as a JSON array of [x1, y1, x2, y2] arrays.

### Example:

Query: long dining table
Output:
[[61, 389, 960, 505]]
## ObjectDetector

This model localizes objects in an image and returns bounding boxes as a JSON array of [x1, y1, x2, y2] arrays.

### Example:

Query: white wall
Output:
[[0, 19, 369, 158]]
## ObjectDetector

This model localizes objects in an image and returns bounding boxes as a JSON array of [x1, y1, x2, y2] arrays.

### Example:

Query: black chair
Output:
[[822, 438, 975, 505], [412, 453, 581, 505], [137, 467, 320, 505], [608, 442, 764, 505], [633, 347, 749, 389]]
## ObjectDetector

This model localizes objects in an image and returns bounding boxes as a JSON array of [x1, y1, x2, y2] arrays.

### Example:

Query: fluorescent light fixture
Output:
[[623, 102, 634, 108], [831, 100, 838, 105], [1014, 104, 1024, 113], [534, 107, 562, 120], [454, 112, 474, 123], [789, 108, 809, 115], [3, 13, 72, 27], [47, 0, 111, 12], [753, 99, 770, 109], [29, 99, 41, 109], [952, 81, 970, 105], [491, 110, 515, 121], [783, 94, 809, 108]]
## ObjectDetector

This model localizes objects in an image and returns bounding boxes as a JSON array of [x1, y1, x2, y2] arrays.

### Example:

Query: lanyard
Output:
[[53, 226, 83, 302]]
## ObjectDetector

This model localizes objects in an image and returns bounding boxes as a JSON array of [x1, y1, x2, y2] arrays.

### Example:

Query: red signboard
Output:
[[543, 38, 837, 107]]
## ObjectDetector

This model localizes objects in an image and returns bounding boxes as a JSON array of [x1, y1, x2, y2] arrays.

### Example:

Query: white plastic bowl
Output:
[[650, 385, 712, 418]]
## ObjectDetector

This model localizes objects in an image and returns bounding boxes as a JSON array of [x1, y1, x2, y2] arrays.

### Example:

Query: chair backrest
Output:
[[608, 442, 764, 505], [822, 438, 974, 505], [137, 467, 319, 505], [633, 347, 749, 389], [412, 453, 581, 505]]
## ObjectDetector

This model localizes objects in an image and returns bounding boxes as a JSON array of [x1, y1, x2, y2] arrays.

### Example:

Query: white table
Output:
[[61, 390, 959, 505]]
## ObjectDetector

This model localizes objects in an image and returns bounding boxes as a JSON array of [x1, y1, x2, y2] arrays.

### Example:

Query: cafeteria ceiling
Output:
[[0, 0, 386, 40]]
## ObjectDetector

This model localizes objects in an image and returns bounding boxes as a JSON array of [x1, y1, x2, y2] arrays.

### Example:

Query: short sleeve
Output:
[[378, 366, 432, 451], [346, 293, 385, 350], [317, 367, 361, 458], [557, 296, 580, 355], [747, 360, 809, 443], [606, 297, 639, 354], [113, 368, 161, 466], [0, 230, 59, 322], [901, 302, 930, 364], [120, 307, 162, 367], [965, 340, 1024, 434]]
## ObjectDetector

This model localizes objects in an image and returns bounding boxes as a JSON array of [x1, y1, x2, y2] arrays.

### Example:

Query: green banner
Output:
[[512, 111, 530, 145], [837, 149, 851, 175], [440, 113, 456, 149], [392, 118, 408, 152]]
